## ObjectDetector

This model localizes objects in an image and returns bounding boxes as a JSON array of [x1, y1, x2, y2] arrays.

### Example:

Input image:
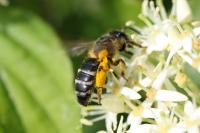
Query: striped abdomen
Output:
[[75, 58, 99, 106]]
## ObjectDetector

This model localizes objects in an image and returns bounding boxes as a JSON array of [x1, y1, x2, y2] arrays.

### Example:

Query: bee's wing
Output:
[[68, 42, 95, 56]]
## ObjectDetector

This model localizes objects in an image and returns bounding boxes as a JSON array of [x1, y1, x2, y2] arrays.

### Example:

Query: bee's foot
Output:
[[98, 94, 102, 105], [121, 72, 128, 81]]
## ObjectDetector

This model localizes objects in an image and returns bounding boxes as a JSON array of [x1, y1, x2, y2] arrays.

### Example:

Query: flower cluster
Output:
[[81, 0, 200, 132]]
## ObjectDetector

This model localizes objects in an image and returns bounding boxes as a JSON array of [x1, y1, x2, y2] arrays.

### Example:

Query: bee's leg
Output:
[[109, 58, 125, 66], [95, 64, 108, 104], [109, 59, 127, 80], [128, 41, 145, 48], [124, 48, 133, 56], [96, 87, 104, 104], [127, 43, 133, 48], [112, 71, 119, 79]]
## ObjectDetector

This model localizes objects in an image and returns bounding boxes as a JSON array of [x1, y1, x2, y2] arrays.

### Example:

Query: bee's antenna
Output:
[[123, 24, 145, 48]]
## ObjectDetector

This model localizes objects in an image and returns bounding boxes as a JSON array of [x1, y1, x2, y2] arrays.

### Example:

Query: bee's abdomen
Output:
[[75, 58, 99, 106]]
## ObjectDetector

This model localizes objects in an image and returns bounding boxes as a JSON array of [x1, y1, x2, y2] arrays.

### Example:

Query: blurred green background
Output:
[[10, 0, 142, 40], [0, 0, 200, 132]]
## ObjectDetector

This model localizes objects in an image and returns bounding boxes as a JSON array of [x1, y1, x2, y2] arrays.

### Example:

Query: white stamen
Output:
[[80, 118, 93, 126]]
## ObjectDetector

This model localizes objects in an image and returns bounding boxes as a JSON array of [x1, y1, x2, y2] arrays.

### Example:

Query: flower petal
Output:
[[152, 69, 168, 90], [182, 35, 192, 52], [127, 112, 142, 125], [184, 101, 194, 116], [140, 77, 152, 87], [191, 108, 200, 119], [176, 0, 192, 23], [101, 95, 125, 113], [188, 126, 200, 133], [127, 124, 156, 133], [168, 124, 186, 133], [121, 87, 141, 100], [193, 27, 200, 36], [155, 90, 188, 102]]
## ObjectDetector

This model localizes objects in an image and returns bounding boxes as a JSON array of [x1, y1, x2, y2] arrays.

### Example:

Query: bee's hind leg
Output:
[[96, 87, 104, 105]]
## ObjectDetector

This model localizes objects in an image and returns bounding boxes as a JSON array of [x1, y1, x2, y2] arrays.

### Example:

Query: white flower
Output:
[[81, 0, 200, 132], [168, 29, 193, 53], [181, 101, 200, 133], [145, 29, 169, 54], [127, 108, 159, 133]]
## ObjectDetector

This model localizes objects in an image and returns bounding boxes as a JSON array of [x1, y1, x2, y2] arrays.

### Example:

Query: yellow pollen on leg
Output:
[[96, 69, 107, 88], [98, 49, 108, 59], [96, 49, 109, 88], [95, 49, 110, 102]]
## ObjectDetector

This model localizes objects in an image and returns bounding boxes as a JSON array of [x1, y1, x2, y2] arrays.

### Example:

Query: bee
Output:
[[74, 30, 141, 106]]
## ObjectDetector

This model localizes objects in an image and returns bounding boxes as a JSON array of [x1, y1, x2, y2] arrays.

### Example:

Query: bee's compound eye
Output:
[[116, 32, 122, 37], [115, 31, 122, 37], [110, 31, 127, 39]]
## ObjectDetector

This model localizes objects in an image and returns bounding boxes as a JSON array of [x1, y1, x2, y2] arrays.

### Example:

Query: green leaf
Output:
[[0, 7, 81, 133], [188, 0, 200, 20], [183, 63, 200, 89]]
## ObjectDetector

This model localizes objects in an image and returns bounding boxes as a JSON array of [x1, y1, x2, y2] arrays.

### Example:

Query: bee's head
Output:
[[109, 30, 130, 51], [110, 30, 128, 40]]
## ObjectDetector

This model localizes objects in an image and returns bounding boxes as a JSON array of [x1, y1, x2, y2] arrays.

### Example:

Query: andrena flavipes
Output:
[[73, 30, 142, 106]]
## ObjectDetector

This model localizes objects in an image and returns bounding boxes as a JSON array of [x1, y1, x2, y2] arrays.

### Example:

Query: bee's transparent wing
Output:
[[68, 42, 95, 56]]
